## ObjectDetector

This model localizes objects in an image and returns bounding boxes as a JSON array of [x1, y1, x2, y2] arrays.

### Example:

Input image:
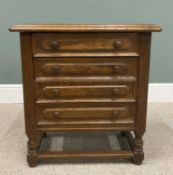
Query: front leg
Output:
[[27, 137, 38, 167], [133, 132, 144, 165]]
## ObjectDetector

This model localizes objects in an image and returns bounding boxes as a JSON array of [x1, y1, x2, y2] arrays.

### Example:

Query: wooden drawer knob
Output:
[[114, 40, 123, 49], [52, 65, 60, 74], [113, 65, 129, 74], [54, 111, 60, 119], [50, 41, 59, 50], [113, 88, 120, 95], [52, 89, 60, 96], [114, 65, 121, 73], [112, 111, 119, 119]]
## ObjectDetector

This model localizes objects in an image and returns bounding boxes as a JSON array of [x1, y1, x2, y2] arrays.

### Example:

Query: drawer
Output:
[[34, 57, 137, 78], [37, 104, 135, 124], [32, 33, 139, 56], [35, 83, 136, 101]]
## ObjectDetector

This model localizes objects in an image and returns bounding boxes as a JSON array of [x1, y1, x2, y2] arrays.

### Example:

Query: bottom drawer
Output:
[[37, 104, 135, 125]]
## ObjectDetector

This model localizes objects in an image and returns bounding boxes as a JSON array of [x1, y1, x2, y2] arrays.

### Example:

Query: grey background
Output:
[[0, 0, 171, 83]]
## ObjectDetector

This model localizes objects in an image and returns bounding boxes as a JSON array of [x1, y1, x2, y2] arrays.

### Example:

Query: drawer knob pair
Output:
[[48, 40, 122, 50]]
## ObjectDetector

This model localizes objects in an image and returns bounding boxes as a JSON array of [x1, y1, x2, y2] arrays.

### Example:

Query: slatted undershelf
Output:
[[37, 131, 135, 163]]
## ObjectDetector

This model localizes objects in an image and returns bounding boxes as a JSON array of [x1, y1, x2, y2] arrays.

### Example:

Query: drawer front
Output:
[[37, 105, 135, 124], [34, 57, 137, 78], [35, 84, 136, 101], [33, 33, 139, 55]]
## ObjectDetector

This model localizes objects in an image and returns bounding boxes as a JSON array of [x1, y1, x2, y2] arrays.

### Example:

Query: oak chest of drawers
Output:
[[9, 24, 161, 167]]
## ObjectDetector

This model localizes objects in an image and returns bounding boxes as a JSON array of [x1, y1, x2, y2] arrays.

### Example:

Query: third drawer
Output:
[[35, 83, 136, 102]]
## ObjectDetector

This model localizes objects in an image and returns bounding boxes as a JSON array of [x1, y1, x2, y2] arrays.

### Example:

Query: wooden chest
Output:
[[9, 24, 161, 167]]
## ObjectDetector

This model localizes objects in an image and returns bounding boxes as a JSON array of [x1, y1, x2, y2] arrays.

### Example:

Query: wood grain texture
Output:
[[36, 124, 135, 132], [38, 106, 135, 122], [9, 24, 162, 32], [38, 150, 134, 159], [133, 33, 152, 165], [36, 84, 135, 100], [20, 33, 38, 167], [34, 52, 140, 58], [32, 33, 138, 54], [34, 57, 137, 78], [10, 24, 161, 167]]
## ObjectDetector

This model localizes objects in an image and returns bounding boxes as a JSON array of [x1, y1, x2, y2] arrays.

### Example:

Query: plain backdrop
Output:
[[0, 0, 171, 83]]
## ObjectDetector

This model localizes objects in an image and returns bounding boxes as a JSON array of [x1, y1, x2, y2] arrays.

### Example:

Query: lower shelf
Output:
[[38, 150, 134, 159], [27, 131, 144, 167], [37, 123, 135, 132]]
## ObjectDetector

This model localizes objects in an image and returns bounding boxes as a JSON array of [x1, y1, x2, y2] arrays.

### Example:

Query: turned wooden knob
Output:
[[114, 40, 123, 49], [52, 65, 60, 74], [52, 89, 60, 96], [114, 65, 121, 73], [112, 111, 119, 118], [113, 88, 120, 95], [50, 41, 59, 50], [54, 112, 60, 119]]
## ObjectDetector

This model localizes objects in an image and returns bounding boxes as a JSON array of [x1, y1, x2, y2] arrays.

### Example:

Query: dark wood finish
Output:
[[37, 124, 135, 132], [9, 24, 162, 32], [34, 52, 140, 58], [133, 33, 152, 165], [38, 150, 134, 159], [36, 84, 135, 100], [9, 24, 161, 167], [34, 57, 137, 77], [38, 106, 135, 123], [33, 33, 139, 55], [20, 33, 39, 167]]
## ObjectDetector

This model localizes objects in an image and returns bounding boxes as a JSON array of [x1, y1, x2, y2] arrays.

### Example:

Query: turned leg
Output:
[[133, 132, 144, 165], [27, 138, 38, 167]]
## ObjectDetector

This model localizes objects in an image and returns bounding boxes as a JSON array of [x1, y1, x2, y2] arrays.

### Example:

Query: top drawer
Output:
[[32, 33, 139, 56]]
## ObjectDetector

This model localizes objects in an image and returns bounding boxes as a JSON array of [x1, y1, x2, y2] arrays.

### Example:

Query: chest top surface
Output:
[[9, 24, 162, 32]]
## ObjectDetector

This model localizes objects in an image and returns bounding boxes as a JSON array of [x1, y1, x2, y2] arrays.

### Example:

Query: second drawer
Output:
[[34, 57, 137, 78]]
